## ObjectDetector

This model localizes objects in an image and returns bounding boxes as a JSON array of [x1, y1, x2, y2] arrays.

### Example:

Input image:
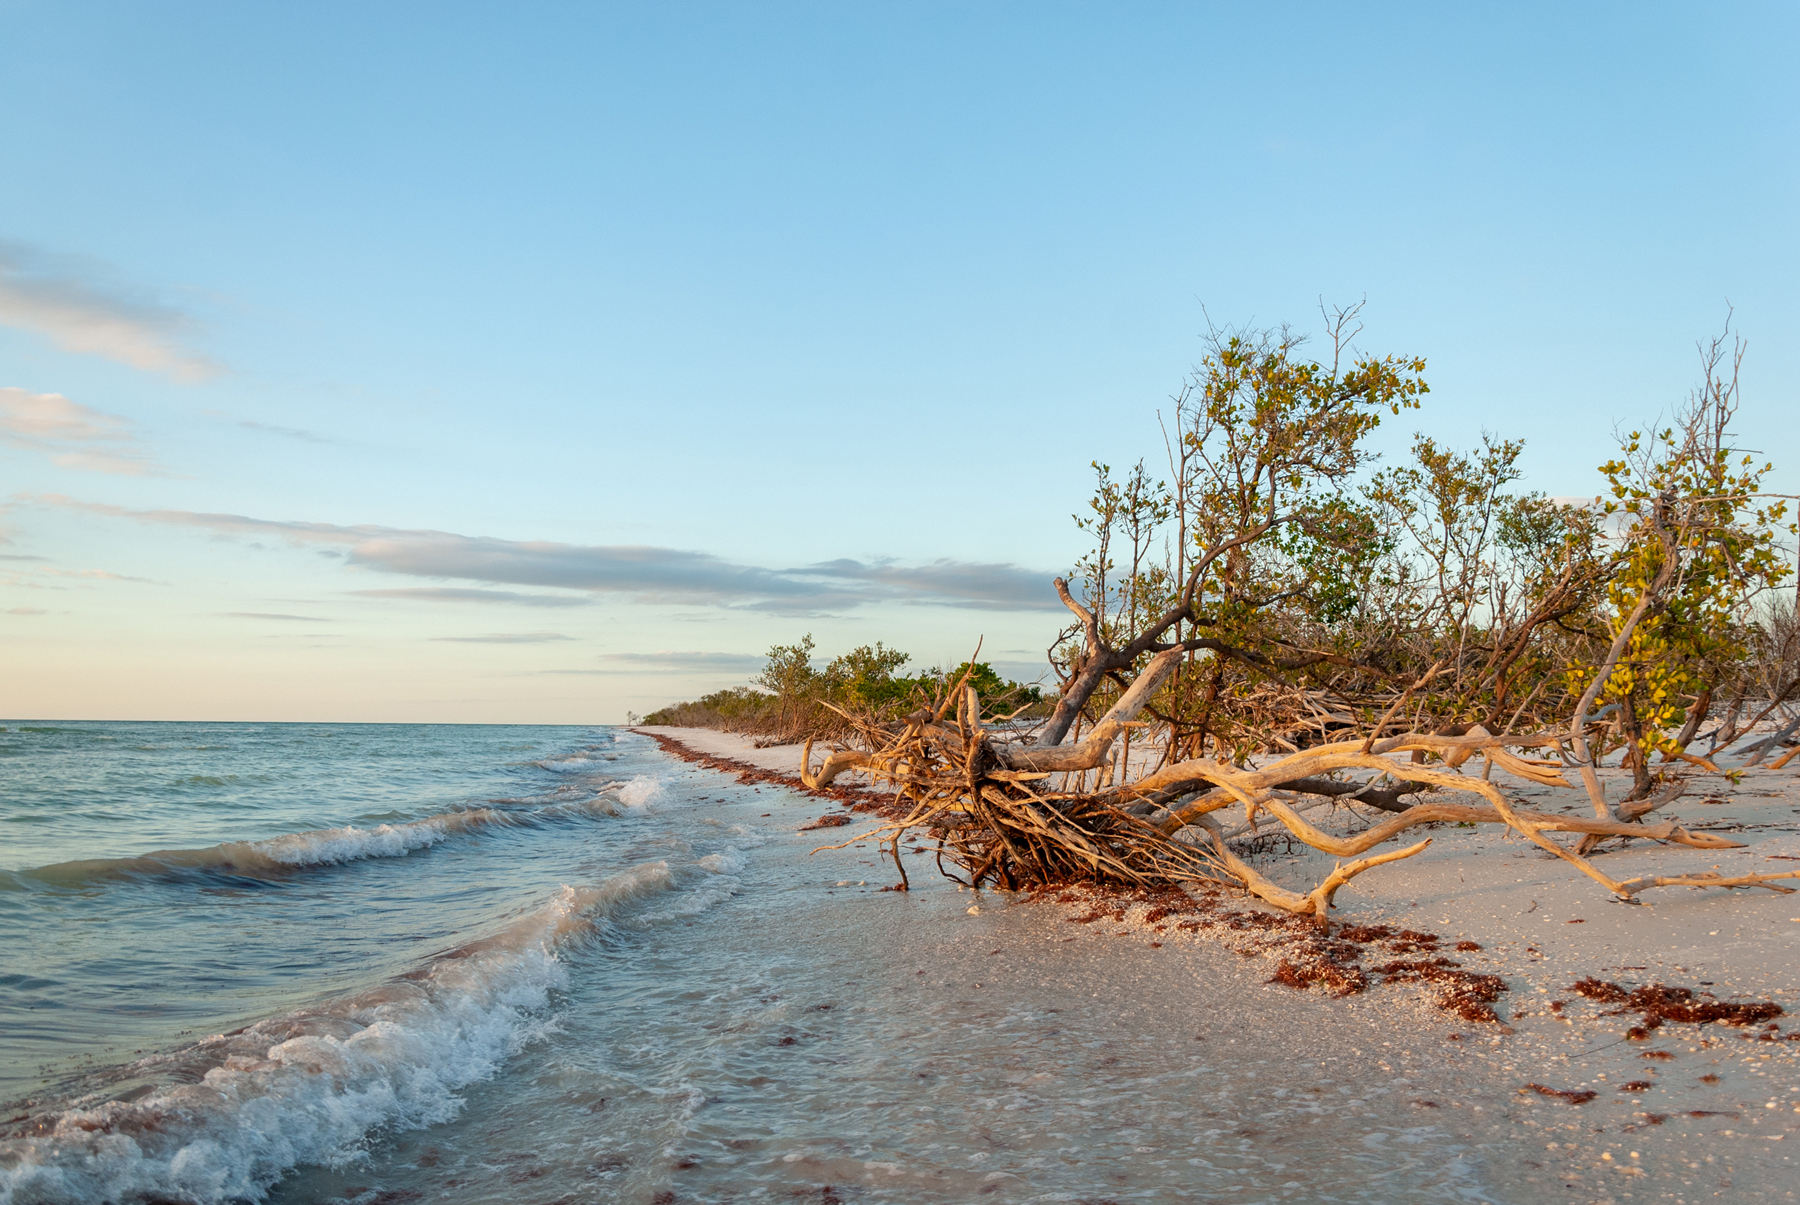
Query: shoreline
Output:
[[641, 723, 1800, 1187], [636, 727, 902, 813]]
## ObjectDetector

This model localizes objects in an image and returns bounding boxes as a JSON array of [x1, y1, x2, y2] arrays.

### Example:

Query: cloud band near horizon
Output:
[[26, 494, 1061, 614]]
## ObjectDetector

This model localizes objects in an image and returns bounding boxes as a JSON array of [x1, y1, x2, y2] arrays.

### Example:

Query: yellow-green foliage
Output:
[[1048, 312, 1792, 763]]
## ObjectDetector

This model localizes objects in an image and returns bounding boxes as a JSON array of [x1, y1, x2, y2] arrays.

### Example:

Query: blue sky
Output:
[[2, 2, 1795, 722]]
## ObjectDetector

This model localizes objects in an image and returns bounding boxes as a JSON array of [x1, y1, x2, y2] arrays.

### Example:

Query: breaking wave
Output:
[[696, 851, 743, 875], [534, 745, 619, 772], [616, 775, 663, 811], [11, 808, 528, 889], [9, 781, 658, 891], [0, 863, 678, 1205]]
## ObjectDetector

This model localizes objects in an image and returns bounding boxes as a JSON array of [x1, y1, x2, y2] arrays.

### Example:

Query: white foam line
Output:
[[250, 813, 469, 865], [25, 808, 526, 886], [533, 745, 619, 771]]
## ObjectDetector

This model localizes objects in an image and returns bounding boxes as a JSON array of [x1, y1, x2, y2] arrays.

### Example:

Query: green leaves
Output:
[[1277, 494, 1389, 625], [1184, 326, 1425, 546], [819, 642, 912, 711], [756, 634, 819, 701]]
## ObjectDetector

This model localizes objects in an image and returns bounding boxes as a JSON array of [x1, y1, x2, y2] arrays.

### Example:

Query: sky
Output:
[[1, 1, 1795, 723]]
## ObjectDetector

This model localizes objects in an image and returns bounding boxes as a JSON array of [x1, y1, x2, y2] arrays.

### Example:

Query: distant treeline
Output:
[[640, 636, 1045, 739]]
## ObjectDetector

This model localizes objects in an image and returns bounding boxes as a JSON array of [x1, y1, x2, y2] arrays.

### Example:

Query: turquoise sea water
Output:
[[1, 722, 739, 1202]]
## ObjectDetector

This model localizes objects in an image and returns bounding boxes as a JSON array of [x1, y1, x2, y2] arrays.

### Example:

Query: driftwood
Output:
[[804, 667, 1800, 926]]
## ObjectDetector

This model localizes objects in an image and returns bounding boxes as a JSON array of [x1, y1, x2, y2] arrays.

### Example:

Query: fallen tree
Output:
[[800, 309, 1800, 925], [803, 668, 1799, 919]]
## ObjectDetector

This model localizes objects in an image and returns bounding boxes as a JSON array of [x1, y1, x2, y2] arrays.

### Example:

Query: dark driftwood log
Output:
[[1262, 775, 1428, 814]]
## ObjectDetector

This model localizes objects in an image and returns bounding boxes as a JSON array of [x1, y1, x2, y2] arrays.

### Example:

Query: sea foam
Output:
[[696, 851, 743, 875], [0, 863, 675, 1205], [616, 775, 663, 811]]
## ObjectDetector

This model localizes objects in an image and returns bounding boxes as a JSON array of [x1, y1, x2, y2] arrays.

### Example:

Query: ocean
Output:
[[2, 721, 1752, 1204]]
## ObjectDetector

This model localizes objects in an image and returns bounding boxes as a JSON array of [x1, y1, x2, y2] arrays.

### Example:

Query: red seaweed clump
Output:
[[1371, 958, 1509, 1023], [1570, 978, 1783, 1031], [1268, 957, 1370, 997]]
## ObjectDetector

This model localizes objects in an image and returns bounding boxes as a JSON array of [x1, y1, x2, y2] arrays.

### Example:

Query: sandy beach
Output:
[[643, 724, 1800, 1200]]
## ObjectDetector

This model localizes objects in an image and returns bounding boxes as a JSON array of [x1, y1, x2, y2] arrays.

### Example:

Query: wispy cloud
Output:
[[237, 418, 334, 444], [801, 558, 1060, 612], [433, 631, 574, 644], [6, 607, 47, 615], [0, 242, 221, 382], [220, 611, 333, 622], [351, 587, 592, 607], [596, 651, 767, 672], [0, 388, 160, 475], [0, 553, 49, 562], [45, 567, 159, 583], [30, 496, 1058, 614], [352, 534, 835, 606]]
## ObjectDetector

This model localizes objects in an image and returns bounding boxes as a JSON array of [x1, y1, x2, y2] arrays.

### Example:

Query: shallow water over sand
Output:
[[265, 862, 1507, 1204], [4, 724, 1795, 1203]]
